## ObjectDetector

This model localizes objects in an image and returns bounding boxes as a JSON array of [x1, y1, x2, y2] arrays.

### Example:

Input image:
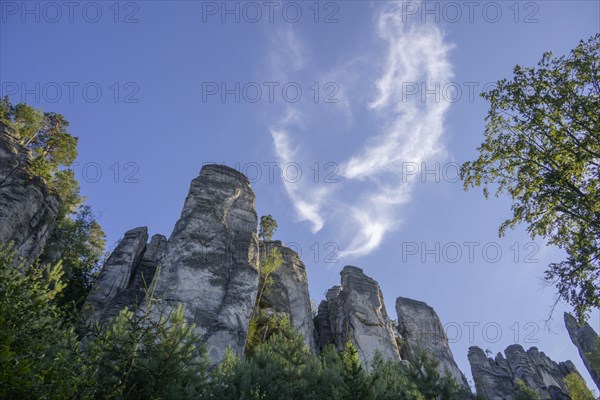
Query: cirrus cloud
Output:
[[266, 2, 454, 258]]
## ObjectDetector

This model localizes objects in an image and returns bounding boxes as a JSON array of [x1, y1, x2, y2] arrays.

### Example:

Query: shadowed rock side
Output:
[[151, 164, 259, 364], [469, 345, 582, 400], [314, 286, 340, 351], [259, 240, 316, 353], [564, 312, 600, 391], [315, 266, 400, 369], [83, 227, 168, 324], [0, 121, 59, 264], [102, 233, 167, 319], [395, 297, 469, 389]]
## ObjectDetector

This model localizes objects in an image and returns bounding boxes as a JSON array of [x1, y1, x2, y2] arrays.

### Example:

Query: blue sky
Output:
[[2, 0, 600, 391]]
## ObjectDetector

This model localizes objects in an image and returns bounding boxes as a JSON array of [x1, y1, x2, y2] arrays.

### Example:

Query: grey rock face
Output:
[[0, 122, 59, 264], [314, 286, 341, 351], [152, 165, 259, 364], [565, 312, 600, 391], [83, 227, 150, 324], [505, 344, 544, 391], [103, 233, 168, 319], [469, 347, 515, 400], [395, 297, 469, 389], [259, 240, 316, 353], [506, 345, 576, 399], [469, 344, 584, 399], [315, 266, 400, 369]]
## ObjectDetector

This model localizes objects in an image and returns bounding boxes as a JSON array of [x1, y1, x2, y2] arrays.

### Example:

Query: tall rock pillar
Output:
[[315, 266, 400, 369], [565, 312, 600, 391], [152, 164, 260, 363], [395, 297, 469, 389]]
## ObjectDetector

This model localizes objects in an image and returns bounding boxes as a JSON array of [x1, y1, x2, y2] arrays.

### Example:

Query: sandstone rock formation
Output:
[[565, 312, 600, 391], [259, 240, 316, 352], [469, 346, 515, 400], [395, 297, 469, 389], [469, 344, 582, 399], [5, 115, 594, 395], [151, 165, 259, 364], [83, 227, 167, 324], [315, 266, 400, 368], [314, 286, 341, 351], [0, 121, 59, 264]]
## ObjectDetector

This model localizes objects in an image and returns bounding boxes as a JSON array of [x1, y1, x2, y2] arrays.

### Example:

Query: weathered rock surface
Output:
[[469, 347, 515, 400], [259, 240, 316, 353], [0, 121, 59, 264], [83, 227, 150, 324], [565, 312, 600, 391], [102, 233, 167, 319], [315, 266, 400, 368], [395, 297, 469, 389], [469, 344, 583, 399], [151, 165, 259, 364], [314, 286, 341, 351]]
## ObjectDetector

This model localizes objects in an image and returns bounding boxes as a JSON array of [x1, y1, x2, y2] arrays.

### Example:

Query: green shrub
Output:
[[564, 373, 595, 400], [0, 246, 92, 399]]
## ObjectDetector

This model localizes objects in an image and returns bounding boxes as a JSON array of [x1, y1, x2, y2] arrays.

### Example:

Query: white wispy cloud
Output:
[[266, 3, 454, 258], [270, 125, 333, 233], [266, 26, 309, 78]]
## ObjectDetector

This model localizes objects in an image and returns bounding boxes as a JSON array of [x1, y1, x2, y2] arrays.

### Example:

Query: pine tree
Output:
[[0, 245, 93, 399], [341, 341, 370, 400]]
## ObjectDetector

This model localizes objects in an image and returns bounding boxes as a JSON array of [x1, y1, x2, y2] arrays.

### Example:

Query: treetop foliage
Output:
[[563, 373, 595, 400], [461, 34, 600, 321], [0, 97, 80, 216], [259, 215, 278, 242]]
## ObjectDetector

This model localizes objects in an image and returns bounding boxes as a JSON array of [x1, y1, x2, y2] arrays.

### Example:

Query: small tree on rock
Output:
[[259, 215, 278, 241]]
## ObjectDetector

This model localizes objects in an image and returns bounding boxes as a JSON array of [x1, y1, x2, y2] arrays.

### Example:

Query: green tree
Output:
[[341, 341, 371, 400], [315, 345, 346, 400], [246, 242, 284, 355], [245, 312, 291, 357], [460, 34, 600, 321], [209, 324, 472, 400], [564, 373, 595, 400], [369, 354, 425, 400], [2, 99, 106, 311], [0, 245, 92, 399], [205, 347, 241, 397], [259, 215, 278, 241], [0, 98, 80, 215], [256, 247, 283, 310], [86, 293, 209, 399], [208, 323, 320, 400], [514, 379, 541, 400], [0, 244, 212, 399], [406, 350, 470, 400], [42, 205, 106, 314], [0, 98, 42, 140]]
